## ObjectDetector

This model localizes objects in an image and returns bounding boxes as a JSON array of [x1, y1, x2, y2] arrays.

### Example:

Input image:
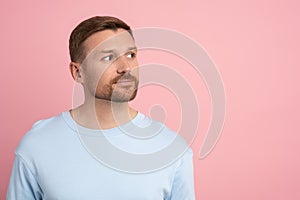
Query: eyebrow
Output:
[[100, 46, 137, 53]]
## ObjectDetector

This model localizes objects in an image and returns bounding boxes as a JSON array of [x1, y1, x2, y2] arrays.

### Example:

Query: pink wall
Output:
[[1, 0, 300, 199]]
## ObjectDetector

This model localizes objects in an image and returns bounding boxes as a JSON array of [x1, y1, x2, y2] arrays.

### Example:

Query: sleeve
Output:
[[168, 148, 196, 200], [6, 154, 43, 200]]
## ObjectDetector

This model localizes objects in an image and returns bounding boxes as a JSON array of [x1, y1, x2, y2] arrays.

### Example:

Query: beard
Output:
[[94, 73, 139, 102]]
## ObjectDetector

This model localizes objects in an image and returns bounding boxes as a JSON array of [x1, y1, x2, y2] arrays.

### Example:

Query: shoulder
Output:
[[136, 112, 191, 155], [139, 112, 189, 142], [15, 112, 67, 157]]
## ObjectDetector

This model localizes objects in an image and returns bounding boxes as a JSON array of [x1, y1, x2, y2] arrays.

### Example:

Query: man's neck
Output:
[[70, 98, 137, 130]]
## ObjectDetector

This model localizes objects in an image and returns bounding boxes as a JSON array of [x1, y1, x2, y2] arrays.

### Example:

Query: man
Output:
[[7, 16, 195, 200]]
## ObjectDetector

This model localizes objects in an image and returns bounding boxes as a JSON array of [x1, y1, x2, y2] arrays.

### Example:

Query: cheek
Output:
[[131, 60, 139, 72], [99, 67, 114, 82], [83, 62, 116, 87], [131, 66, 139, 79], [96, 69, 114, 89], [83, 68, 106, 89]]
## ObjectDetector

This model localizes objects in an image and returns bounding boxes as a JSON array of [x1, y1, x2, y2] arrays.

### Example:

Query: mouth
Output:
[[114, 79, 135, 87]]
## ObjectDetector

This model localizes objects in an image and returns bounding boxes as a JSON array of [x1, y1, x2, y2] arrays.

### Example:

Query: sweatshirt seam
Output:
[[14, 153, 41, 185]]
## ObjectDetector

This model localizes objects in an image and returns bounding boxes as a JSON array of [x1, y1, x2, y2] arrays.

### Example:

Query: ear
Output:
[[69, 62, 83, 83]]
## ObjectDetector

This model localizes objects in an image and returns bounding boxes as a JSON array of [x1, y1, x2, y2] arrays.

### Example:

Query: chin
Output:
[[110, 90, 138, 103]]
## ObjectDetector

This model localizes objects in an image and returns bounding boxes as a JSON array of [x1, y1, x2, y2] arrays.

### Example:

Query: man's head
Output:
[[69, 16, 139, 102], [69, 16, 132, 63]]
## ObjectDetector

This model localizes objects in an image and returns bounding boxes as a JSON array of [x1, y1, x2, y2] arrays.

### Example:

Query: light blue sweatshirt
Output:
[[7, 111, 195, 200]]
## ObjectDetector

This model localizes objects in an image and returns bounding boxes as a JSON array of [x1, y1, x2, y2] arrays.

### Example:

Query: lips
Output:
[[115, 79, 135, 87]]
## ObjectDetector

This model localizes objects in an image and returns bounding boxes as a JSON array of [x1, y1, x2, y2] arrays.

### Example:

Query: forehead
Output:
[[83, 28, 135, 56]]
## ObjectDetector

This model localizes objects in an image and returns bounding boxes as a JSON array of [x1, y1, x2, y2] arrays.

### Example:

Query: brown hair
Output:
[[69, 16, 132, 63]]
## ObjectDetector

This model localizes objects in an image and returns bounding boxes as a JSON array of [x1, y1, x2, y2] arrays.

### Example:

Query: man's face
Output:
[[80, 28, 139, 102]]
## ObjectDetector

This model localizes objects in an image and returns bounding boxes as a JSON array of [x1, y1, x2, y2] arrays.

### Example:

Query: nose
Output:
[[116, 55, 131, 74]]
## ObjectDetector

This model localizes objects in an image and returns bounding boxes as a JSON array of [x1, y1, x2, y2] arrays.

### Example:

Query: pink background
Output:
[[1, 0, 300, 199]]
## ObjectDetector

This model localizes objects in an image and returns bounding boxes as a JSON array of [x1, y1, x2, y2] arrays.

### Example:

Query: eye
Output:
[[126, 52, 136, 59], [102, 55, 114, 61]]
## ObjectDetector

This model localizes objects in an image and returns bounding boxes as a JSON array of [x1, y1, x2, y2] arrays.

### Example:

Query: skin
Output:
[[69, 28, 139, 129]]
